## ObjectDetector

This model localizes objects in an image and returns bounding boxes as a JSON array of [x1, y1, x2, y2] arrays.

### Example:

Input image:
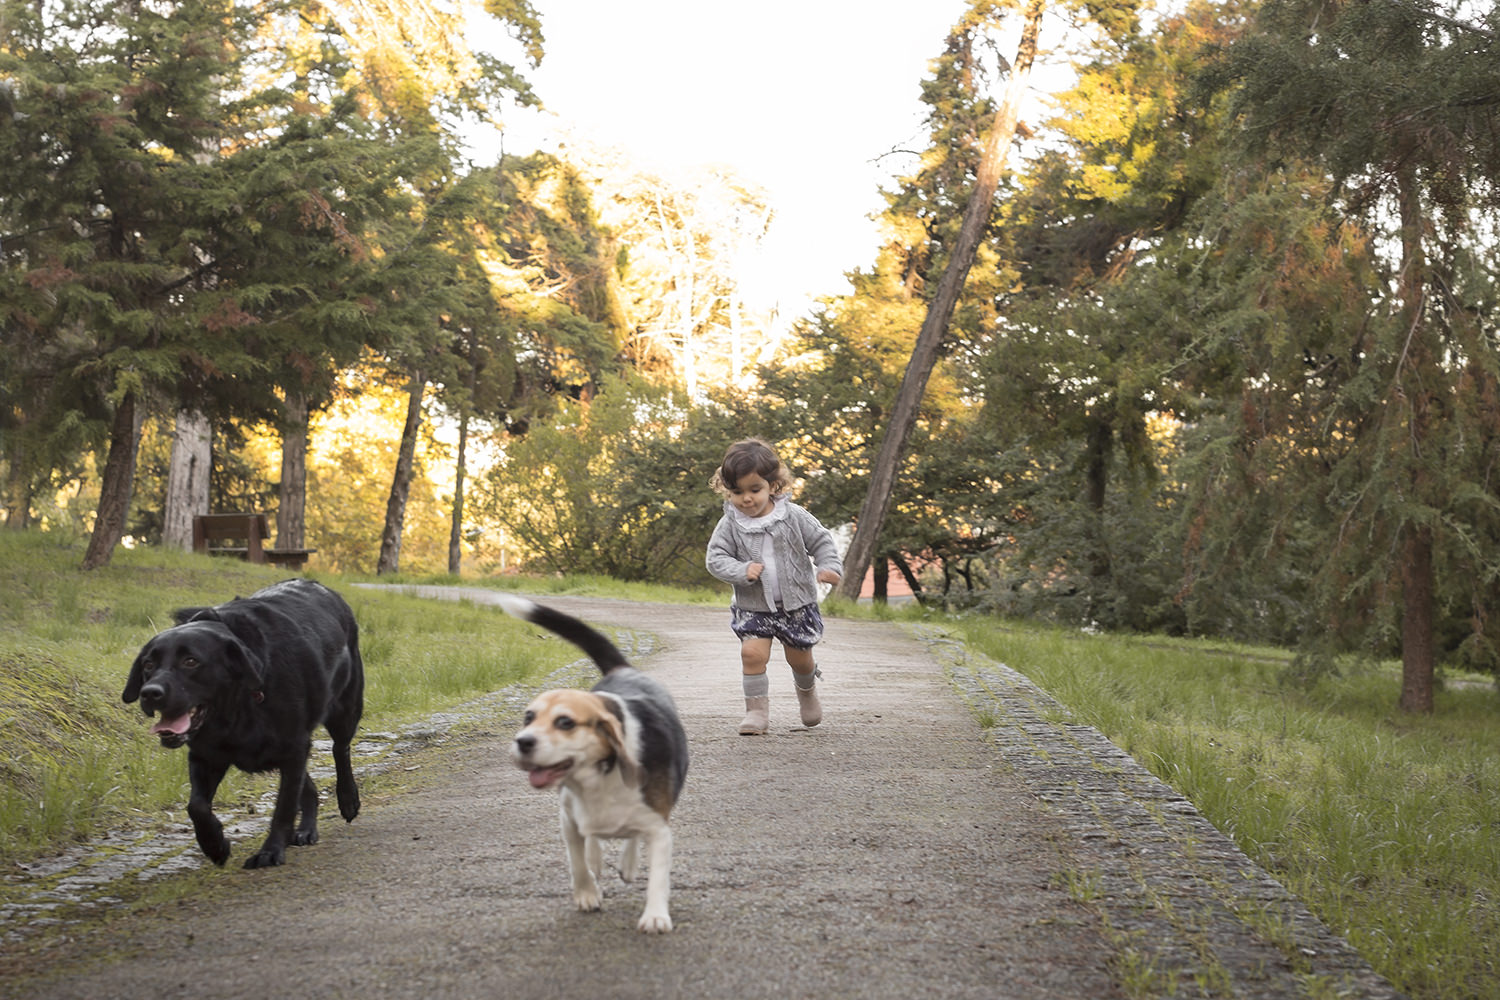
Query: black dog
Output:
[[123, 579, 365, 869]]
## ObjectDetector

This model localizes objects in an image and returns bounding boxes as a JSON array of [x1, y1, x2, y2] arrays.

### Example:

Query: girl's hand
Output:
[[746, 562, 764, 582], [817, 569, 842, 585]]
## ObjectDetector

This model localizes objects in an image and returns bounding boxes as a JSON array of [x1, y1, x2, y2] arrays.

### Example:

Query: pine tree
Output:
[[1224, 0, 1500, 709], [0, 0, 273, 566]]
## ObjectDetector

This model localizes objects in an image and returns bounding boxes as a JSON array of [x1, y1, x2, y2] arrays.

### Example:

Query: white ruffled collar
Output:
[[726, 495, 789, 531]]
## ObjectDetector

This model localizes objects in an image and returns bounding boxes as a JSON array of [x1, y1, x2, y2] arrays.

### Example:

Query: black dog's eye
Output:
[[181, 657, 200, 670], [554, 716, 576, 731]]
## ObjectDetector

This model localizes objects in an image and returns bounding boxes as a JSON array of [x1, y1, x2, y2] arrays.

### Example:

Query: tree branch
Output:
[[1390, 0, 1496, 41]]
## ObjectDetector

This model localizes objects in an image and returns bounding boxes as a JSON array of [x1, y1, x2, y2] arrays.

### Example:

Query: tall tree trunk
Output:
[[1400, 525, 1436, 712], [162, 408, 211, 550], [838, 0, 1046, 600], [891, 551, 925, 603], [277, 388, 309, 551], [1396, 166, 1436, 713], [448, 402, 470, 576], [4, 438, 33, 529], [1084, 413, 1113, 623], [449, 340, 481, 576], [81, 390, 143, 570], [377, 371, 426, 576]]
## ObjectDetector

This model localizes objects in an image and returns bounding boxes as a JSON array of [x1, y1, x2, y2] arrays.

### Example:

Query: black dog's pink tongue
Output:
[[151, 714, 192, 736]]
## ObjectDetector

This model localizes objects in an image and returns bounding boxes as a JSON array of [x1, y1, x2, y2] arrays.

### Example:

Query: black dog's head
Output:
[[123, 619, 267, 748]]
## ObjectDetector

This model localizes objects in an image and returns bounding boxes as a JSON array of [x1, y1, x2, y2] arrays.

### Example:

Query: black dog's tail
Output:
[[491, 594, 630, 674]]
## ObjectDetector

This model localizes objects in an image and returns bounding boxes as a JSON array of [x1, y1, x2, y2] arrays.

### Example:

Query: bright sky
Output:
[[469, 0, 974, 316]]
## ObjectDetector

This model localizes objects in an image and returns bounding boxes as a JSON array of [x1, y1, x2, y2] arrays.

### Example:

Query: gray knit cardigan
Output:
[[705, 498, 844, 612]]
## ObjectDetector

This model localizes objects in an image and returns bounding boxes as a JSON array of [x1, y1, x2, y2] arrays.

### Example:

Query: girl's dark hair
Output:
[[711, 438, 791, 496]]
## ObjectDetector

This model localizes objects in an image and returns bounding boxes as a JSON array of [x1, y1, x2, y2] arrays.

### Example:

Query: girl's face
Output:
[[728, 472, 775, 518]]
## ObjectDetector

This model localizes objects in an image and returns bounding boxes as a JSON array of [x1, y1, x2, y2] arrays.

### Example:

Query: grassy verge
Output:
[[351, 568, 727, 607], [957, 617, 1500, 1000], [0, 533, 580, 867]]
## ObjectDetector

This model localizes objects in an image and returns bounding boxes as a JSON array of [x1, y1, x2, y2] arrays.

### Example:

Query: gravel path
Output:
[[1, 591, 1402, 999]]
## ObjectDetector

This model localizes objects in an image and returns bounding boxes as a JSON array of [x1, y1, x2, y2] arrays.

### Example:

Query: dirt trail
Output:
[[1, 592, 1397, 999]]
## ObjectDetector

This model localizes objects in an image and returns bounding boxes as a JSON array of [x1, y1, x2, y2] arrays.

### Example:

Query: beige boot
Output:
[[738, 697, 769, 735], [795, 679, 822, 727]]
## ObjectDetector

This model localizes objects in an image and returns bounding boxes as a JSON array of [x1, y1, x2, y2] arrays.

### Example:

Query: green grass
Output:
[[958, 617, 1500, 1000], [351, 567, 727, 607], [0, 532, 580, 866]]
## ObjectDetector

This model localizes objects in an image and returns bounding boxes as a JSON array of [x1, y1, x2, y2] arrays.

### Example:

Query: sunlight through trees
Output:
[[4, 0, 1499, 706]]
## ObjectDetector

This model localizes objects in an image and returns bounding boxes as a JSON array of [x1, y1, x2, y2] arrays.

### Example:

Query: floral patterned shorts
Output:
[[729, 602, 825, 650]]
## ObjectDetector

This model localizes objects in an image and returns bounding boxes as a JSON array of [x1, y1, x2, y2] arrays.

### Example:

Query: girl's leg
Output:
[[783, 644, 822, 727], [783, 644, 815, 674], [739, 637, 773, 735], [741, 636, 772, 675]]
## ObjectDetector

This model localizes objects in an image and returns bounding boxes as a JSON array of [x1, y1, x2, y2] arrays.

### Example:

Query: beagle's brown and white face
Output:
[[512, 690, 638, 790]]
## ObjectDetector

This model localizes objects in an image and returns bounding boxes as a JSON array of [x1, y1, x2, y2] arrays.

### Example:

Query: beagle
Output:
[[497, 595, 689, 934]]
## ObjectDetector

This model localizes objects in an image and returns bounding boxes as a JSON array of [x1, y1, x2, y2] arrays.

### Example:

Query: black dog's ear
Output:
[[172, 606, 219, 626], [123, 646, 149, 703], [223, 636, 267, 695]]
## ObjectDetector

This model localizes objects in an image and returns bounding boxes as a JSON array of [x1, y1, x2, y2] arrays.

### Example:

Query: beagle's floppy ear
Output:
[[596, 710, 640, 788]]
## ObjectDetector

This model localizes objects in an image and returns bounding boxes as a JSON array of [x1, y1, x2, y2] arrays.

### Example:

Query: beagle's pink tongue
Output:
[[528, 766, 564, 789], [152, 714, 192, 736]]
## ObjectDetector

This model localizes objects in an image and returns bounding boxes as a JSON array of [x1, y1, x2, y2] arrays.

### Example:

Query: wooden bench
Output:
[[192, 513, 315, 570], [262, 548, 315, 569]]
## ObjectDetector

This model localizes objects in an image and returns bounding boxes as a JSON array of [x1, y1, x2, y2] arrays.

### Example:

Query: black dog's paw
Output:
[[291, 828, 319, 847], [200, 835, 231, 867], [242, 845, 286, 869], [337, 785, 360, 823]]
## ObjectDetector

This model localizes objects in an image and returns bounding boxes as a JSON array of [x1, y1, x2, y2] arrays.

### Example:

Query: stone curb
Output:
[[917, 625, 1407, 1000]]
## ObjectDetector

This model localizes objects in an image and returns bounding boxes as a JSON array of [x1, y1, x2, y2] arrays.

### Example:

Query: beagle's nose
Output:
[[515, 734, 536, 755]]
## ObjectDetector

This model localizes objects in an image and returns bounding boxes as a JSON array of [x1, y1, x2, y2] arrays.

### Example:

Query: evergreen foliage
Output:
[[0, 0, 616, 570], [474, 372, 735, 585], [4, 0, 1500, 690], [1202, 0, 1500, 696]]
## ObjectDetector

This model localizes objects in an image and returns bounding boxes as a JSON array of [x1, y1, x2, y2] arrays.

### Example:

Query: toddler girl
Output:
[[705, 438, 843, 734]]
